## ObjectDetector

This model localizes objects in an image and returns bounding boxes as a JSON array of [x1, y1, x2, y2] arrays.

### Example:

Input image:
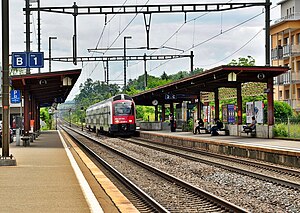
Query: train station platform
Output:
[[0, 130, 136, 213], [139, 130, 300, 168]]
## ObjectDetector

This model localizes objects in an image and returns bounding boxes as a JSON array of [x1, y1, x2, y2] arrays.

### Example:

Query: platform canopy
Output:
[[11, 69, 81, 107], [132, 65, 289, 106]]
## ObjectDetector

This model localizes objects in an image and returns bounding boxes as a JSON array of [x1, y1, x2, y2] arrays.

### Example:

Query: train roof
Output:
[[86, 94, 133, 111]]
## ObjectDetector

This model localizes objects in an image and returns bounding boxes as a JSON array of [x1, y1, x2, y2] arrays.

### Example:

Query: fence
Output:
[[274, 117, 300, 139]]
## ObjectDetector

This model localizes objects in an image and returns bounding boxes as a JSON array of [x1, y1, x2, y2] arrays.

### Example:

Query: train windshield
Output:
[[114, 102, 134, 116]]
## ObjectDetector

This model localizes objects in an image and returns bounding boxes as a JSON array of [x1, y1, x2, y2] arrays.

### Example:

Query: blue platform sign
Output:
[[12, 52, 27, 68], [12, 52, 44, 68], [10, 90, 21, 104], [29, 52, 44, 68]]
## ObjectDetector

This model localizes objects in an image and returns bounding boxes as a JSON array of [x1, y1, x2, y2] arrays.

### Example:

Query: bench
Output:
[[217, 129, 229, 136], [241, 128, 256, 137], [21, 136, 30, 147], [193, 127, 209, 134]]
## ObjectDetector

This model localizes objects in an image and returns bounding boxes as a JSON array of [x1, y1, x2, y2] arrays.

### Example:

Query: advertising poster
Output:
[[203, 106, 211, 123], [227, 104, 235, 123], [246, 102, 254, 124], [222, 105, 228, 123], [254, 101, 264, 124]]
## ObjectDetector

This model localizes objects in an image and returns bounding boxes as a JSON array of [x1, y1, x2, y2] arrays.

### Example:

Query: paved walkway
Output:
[[0, 131, 98, 213]]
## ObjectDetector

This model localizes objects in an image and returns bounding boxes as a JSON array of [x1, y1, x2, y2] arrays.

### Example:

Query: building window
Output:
[[291, 35, 294, 45], [287, 9, 289, 17], [284, 37, 288, 45], [279, 91, 283, 99], [285, 90, 290, 99], [298, 34, 300, 44], [293, 6, 295, 15], [297, 61, 300, 72], [298, 88, 300, 99]]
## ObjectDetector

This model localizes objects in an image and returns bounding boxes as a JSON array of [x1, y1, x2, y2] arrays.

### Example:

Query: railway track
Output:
[[62, 125, 248, 213], [123, 137, 300, 190]]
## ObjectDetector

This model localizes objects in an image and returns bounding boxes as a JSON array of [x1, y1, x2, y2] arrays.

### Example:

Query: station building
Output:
[[271, 0, 300, 112]]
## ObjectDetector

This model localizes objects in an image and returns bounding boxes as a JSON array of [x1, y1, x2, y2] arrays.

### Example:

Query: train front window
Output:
[[114, 102, 133, 115]]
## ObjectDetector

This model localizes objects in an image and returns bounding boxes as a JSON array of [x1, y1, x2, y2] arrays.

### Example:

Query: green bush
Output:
[[187, 118, 194, 131], [274, 123, 288, 137]]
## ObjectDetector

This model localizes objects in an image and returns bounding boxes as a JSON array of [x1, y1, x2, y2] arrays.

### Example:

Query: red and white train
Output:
[[85, 94, 136, 136]]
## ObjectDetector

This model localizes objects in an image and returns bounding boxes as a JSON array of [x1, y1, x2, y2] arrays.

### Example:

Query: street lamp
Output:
[[80, 107, 84, 131], [69, 108, 71, 127], [123, 36, 132, 90], [49, 36, 57, 72]]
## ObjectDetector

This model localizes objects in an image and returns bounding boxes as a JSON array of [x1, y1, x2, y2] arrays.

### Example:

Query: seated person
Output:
[[243, 116, 256, 133], [194, 118, 204, 134], [210, 118, 223, 136]]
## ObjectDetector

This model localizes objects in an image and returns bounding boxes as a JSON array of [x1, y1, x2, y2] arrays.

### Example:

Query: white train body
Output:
[[86, 94, 136, 136]]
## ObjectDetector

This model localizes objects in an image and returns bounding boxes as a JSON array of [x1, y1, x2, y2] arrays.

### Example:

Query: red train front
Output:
[[111, 99, 136, 135]]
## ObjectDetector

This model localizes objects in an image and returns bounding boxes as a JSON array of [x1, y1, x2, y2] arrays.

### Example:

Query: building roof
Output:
[[277, 0, 288, 5], [11, 69, 81, 107], [132, 65, 289, 106]]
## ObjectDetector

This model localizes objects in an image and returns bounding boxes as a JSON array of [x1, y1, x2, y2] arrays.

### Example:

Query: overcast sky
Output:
[[6, 0, 281, 100]]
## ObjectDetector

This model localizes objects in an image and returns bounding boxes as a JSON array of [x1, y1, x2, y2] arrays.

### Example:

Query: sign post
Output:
[[10, 90, 21, 104]]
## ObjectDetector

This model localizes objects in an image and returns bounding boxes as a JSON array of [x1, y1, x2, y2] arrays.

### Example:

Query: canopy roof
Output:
[[11, 69, 81, 107], [132, 65, 289, 105]]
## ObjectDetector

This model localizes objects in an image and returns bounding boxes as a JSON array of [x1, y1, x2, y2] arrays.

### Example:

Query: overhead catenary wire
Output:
[[196, 28, 264, 67], [126, 0, 234, 69], [147, 3, 279, 74], [87, 0, 151, 78], [83, 1, 277, 88]]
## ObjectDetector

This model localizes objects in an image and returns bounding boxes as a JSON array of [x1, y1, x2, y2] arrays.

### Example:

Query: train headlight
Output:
[[129, 119, 132, 123]]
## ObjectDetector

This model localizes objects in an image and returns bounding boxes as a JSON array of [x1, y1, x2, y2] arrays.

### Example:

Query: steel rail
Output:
[[64, 125, 249, 213], [125, 137, 300, 190], [61, 126, 168, 213]]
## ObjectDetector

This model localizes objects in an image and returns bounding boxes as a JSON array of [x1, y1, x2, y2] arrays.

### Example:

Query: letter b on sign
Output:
[[17, 57, 23, 65], [12, 52, 27, 68]]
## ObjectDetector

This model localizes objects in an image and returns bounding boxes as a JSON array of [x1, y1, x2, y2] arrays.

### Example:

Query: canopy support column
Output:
[[237, 83, 242, 125], [214, 89, 219, 119]]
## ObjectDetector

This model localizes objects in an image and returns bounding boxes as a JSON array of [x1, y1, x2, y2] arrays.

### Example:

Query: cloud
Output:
[[3, 0, 281, 100]]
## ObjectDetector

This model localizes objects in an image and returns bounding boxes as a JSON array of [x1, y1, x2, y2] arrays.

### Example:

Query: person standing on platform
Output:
[[169, 113, 176, 132]]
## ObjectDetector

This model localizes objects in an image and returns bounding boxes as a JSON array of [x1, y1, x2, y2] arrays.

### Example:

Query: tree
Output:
[[160, 71, 169, 80], [228, 56, 255, 66], [40, 108, 51, 129], [191, 67, 204, 75]]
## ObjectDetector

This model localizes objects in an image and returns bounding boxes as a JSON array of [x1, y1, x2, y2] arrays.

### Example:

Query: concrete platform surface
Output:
[[0, 131, 92, 213], [145, 130, 300, 152]]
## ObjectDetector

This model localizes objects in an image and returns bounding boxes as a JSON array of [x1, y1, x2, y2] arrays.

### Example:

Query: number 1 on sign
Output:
[[33, 57, 38, 65]]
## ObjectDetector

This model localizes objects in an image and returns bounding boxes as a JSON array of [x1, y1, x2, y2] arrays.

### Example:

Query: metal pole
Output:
[[123, 36, 131, 90], [37, 0, 41, 73], [265, 0, 271, 66], [48, 36, 57, 72], [143, 53, 147, 90], [191, 51, 194, 73], [124, 37, 126, 90], [69, 109, 71, 127], [49, 37, 51, 72], [25, 0, 30, 74], [73, 2, 78, 65], [2, 0, 10, 157], [106, 61, 109, 85]]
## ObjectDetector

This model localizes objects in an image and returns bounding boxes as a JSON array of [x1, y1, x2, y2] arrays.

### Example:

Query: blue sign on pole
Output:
[[12, 52, 27, 68], [12, 52, 44, 68], [29, 52, 44, 68], [10, 90, 21, 104]]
